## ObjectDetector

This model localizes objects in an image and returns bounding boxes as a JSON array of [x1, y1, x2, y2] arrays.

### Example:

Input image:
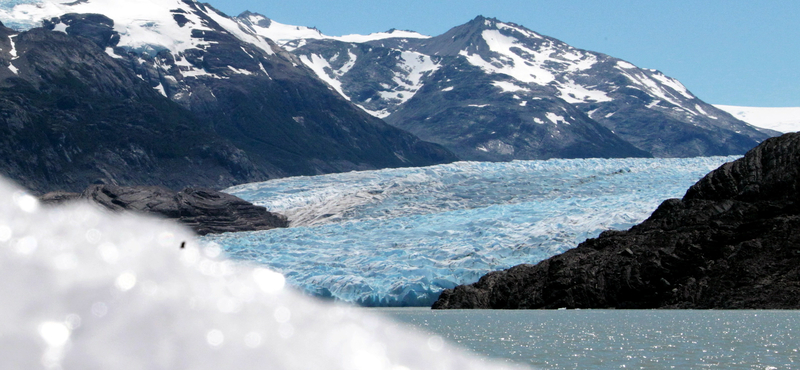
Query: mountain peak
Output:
[[2, 0, 277, 57], [287, 13, 771, 159], [236, 10, 271, 28], [470, 15, 495, 23], [466, 15, 512, 31], [384, 28, 417, 34]]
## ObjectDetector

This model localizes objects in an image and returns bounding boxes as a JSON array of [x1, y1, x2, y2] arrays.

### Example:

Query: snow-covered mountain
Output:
[[0, 0, 454, 193], [713, 105, 800, 134], [278, 16, 771, 160], [0, 1, 773, 180]]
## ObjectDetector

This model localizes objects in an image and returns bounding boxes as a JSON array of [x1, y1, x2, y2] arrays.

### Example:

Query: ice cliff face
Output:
[[0, 175, 521, 370]]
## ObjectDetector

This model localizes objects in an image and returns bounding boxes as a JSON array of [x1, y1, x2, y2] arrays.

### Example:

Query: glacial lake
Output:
[[371, 308, 799, 369]]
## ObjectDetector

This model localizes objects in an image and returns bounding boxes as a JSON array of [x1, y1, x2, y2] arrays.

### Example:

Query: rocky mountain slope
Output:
[[432, 132, 800, 309], [0, 0, 455, 194], [1, 1, 776, 193], [261, 15, 770, 160], [0, 20, 264, 193]]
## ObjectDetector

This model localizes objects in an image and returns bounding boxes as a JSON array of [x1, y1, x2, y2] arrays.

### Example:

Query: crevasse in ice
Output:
[[204, 156, 738, 307], [0, 0, 45, 29], [0, 177, 522, 370]]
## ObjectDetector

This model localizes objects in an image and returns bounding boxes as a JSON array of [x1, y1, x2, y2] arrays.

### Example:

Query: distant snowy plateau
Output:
[[204, 156, 736, 306], [714, 105, 800, 134]]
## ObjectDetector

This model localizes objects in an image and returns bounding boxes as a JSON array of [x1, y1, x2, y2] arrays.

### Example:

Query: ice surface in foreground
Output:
[[205, 157, 738, 307], [0, 178, 523, 370]]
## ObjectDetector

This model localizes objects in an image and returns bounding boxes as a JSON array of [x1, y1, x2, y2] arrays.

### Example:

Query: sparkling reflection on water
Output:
[[374, 308, 799, 369]]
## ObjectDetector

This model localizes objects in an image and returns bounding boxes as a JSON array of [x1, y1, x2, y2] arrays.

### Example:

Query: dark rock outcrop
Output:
[[42, 184, 288, 235], [433, 132, 800, 309]]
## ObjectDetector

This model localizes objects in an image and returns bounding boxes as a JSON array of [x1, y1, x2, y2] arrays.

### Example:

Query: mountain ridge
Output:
[[278, 15, 771, 159], [0, 2, 779, 193], [0, 0, 456, 193]]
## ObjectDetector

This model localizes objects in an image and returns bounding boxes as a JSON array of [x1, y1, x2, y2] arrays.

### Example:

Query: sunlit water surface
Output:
[[374, 308, 799, 370]]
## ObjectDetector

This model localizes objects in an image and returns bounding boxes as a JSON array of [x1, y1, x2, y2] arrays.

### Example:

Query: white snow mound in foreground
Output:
[[0, 177, 524, 370]]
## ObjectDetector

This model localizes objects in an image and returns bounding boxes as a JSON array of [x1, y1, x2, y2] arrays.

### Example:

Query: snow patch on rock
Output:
[[299, 54, 349, 99], [556, 79, 612, 104]]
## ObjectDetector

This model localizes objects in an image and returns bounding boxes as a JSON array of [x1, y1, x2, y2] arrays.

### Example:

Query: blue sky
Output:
[[211, 0, 799, 107]]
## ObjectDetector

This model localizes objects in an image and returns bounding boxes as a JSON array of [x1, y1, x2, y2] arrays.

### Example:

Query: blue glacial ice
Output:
[[0, 1, 44, 30], [202, 157, 739, 307]]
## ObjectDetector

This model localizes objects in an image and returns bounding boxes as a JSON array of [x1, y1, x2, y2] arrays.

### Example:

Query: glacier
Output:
[[203, 156, 738, 307], [0, 177, 522, 370]]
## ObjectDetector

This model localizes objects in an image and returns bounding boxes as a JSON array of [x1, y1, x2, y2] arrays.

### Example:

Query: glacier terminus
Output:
[[203, 156, 737, 306]]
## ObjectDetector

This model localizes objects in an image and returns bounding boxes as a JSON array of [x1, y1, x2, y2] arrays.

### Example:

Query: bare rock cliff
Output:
[[433, 132, 800, 309]]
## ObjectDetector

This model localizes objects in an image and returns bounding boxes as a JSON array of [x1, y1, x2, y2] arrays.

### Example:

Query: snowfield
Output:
[[714, 105, 800, 133]]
